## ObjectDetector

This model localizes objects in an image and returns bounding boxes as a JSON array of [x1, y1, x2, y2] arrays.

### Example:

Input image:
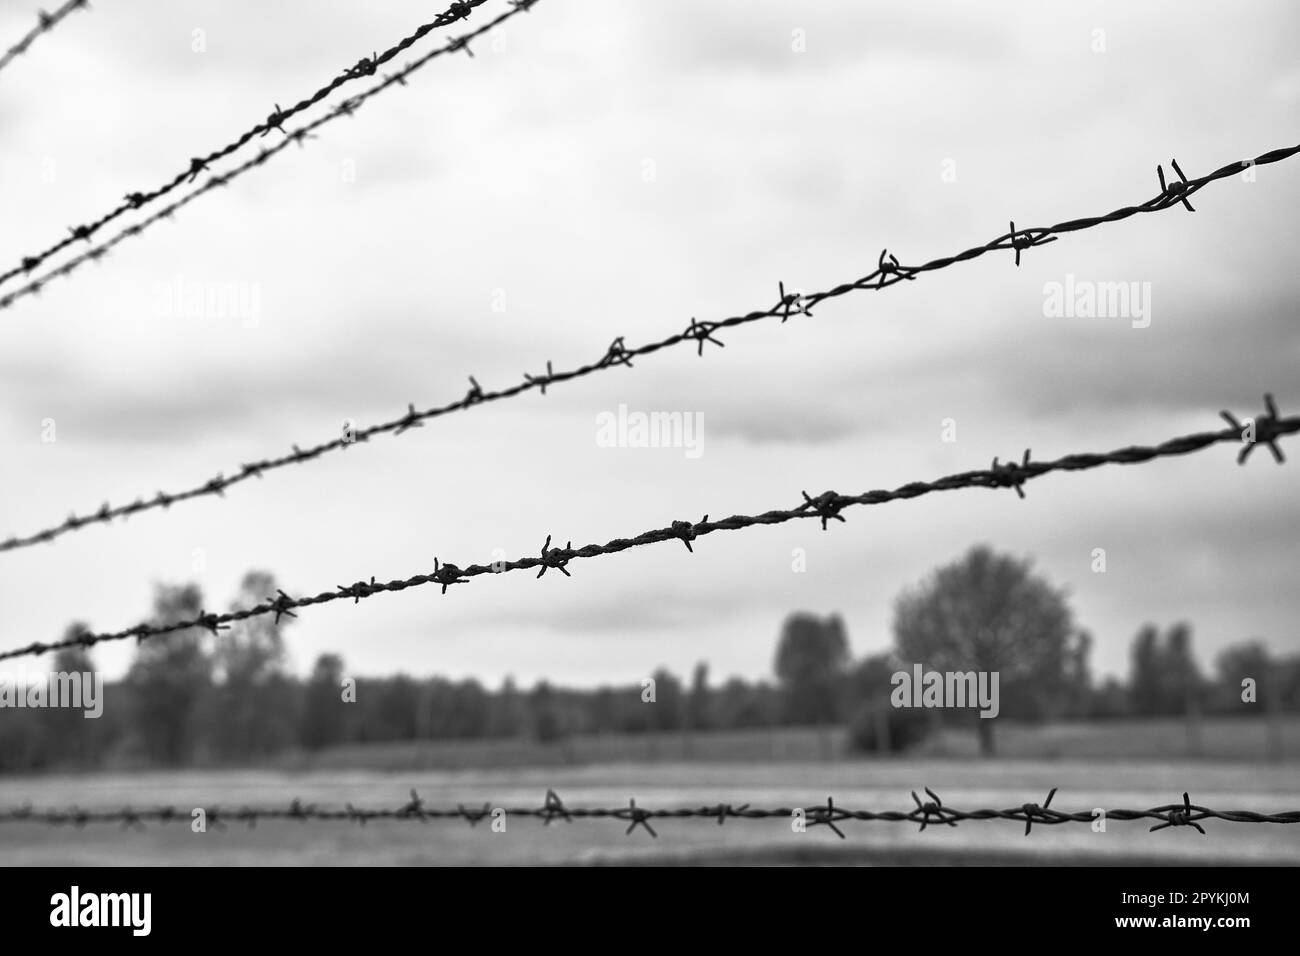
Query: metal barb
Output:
[[670, 515, 706, 553], [1157, 159, 1196, 212], [394, 403, 425, 435], [800, 490, 847, 530], [536, 534, 572, 578], [541, 788, 571, 825], [990, 448, 1033, 498], [1150, 792, 1206, 835], [268, 589, 298, 624], [777, 281, 811, 321], [685, 317, 725, 356], [1022, 787, 1058, 836], [524, 361, 555, 394], [400, 789, 427, 822], [1222, 394, 1286, 465], [602, 336, 635, 368], [876, 247, 916, 284], [623, 798, 657, 837], [808, 797, 847, 839], [197, 611, 230, 635], [911, 787, 957, 832], [432, 557, 468, 594]]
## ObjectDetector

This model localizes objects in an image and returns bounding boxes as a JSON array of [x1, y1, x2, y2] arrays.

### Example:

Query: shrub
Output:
[[847, 703, 932, 754]]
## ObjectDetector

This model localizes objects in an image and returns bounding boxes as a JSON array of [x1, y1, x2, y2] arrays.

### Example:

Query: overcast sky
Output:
[[1, 0, 1297, 689]]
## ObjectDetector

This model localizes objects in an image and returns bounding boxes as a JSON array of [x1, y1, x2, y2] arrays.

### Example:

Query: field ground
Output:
[[1, 758, 1297, 865], [270, 716, 1300, 772]]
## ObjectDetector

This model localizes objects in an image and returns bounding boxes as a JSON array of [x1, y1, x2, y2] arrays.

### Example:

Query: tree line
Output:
[[2, 547, 1296, 771]]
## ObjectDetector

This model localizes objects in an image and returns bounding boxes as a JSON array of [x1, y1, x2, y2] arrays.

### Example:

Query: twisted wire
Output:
[[1, 394, 1290, 663], [1, 788, 1295, 837], [2, 141, 1294, 553], [0, 0, 91, 77], [0, 0, 531, 292]]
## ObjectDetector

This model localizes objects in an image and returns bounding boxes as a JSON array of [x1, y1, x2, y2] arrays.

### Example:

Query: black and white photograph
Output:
[[0, 0, 1295, 936]]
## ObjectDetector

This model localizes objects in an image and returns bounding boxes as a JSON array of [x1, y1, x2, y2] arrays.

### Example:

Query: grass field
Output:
[[268, 715, 1299, 772]]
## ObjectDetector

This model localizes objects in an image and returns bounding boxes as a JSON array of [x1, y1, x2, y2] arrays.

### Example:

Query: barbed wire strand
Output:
[[3, 142, 1295, 554], [1, 789, 1297, 836], [0, 5, 533, 318], [0, 1, 540, 318], [4, 138, 1292, 323], [2, 394, 1292, 664], [0, 0, 91, 77], [0, 0, 518, 288]]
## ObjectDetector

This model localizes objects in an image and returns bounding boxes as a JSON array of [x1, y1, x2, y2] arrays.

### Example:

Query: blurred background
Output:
[[0, 0, 1297, 864]]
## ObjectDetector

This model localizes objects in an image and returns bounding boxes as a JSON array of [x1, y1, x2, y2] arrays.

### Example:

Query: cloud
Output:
[[487, 587, 736, 634], [707, 408, 859, 446], [632, 1, 1015, 76], [2, 0, 1298, 690]]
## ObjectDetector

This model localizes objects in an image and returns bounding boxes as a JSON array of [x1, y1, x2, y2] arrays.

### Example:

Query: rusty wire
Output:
[[0, 394, 1291, 663], [0, 0, 91, 77], [1, 788, 1296, 837], [0, 0, 527, 291], [3, 142, 1295, 554]]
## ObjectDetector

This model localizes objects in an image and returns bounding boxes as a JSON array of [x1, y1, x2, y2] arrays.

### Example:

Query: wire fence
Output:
[[2, 394, 1290, 663], [3, 140, 1296, 554], [0, 0, 521, 290], [0, 1, 538, 317], [2, 789, 1297, 837], [0, 0, 90, 77], [4, 7, 1297, 858]]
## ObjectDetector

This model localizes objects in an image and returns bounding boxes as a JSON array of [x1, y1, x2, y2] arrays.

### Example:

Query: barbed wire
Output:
[[0, 0, 91, 77], [2, 788, 1297, 836], [3, 141, 1295, 554], [0, 0, 528, 292], [0, 2, 536, 320], [1, 394, 1291, 663]]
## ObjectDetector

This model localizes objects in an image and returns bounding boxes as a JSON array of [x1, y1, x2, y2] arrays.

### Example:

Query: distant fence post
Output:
[[874, 702, 891, 755], [1267, 690, 1284, 762], [1184, 688, 1203, 757]]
